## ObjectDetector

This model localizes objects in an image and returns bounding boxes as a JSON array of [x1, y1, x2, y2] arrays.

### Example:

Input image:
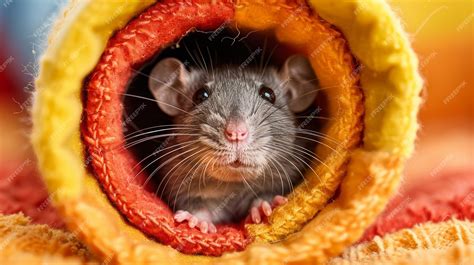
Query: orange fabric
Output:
[[362, 169, 474, 241], [31, 0, 424, 262], [82, 0, 362, 256]]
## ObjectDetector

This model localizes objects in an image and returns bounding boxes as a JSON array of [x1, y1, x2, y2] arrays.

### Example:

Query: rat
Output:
[[147, 54, 318, 233]]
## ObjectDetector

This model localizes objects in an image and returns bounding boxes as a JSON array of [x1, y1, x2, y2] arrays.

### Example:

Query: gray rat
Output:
[[147, 55, 318, 233]]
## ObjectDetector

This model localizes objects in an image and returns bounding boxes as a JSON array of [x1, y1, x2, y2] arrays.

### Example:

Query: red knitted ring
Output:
[[82, 0, 248, 256]]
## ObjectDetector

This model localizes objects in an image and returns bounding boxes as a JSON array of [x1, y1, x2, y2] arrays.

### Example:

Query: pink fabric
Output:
[[362, 168, 474, 241]]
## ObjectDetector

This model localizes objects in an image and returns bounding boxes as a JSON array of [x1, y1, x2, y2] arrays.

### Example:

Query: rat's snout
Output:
[[224, 120, 248, 142]]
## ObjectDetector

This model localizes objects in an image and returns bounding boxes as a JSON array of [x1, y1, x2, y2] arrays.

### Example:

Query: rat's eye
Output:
[[259, 85, 276, 104], [193, 86, 210, 105]]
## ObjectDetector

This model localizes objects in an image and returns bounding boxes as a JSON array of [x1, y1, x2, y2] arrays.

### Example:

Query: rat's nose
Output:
[[225, 120, 248, 142]]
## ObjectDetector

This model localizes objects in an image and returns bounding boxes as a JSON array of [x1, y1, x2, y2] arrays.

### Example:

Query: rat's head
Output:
[[148, 55, 318, 182]]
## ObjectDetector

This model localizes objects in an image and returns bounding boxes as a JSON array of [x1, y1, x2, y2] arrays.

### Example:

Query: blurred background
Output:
[[0, 0, 472, 227]]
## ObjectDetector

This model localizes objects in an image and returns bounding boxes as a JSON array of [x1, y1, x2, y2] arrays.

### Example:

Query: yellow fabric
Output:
[[31, 0, 424, 264], [2, 214, 472, 264], [0, 214, 94, 264], [329, 219, 474, 265], [33, 0, 155, 199], [310, 0, 423, 157]]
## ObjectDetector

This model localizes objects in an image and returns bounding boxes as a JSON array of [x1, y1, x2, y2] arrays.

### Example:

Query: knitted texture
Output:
[[82, 0, 363, 255], [362, 169, 474, 241], [0, 214, 94, 264], [82, 0, 243, 256], [31, 0, 423, 263], [309, 0, 423, 158], [329, 219, 474, 265], [1, 214, 473, 264]]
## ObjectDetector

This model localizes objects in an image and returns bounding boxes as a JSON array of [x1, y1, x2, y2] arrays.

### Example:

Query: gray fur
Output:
[[149, 56, 318, 223]]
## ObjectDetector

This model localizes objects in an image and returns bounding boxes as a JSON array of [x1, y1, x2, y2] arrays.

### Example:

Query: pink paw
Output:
[[249, 195, 288, 224], [174, 210, 217, 233]]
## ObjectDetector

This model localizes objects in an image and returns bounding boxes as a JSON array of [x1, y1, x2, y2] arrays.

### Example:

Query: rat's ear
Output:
[[148, 58, 188, 116], [279, 55, 319, 112]]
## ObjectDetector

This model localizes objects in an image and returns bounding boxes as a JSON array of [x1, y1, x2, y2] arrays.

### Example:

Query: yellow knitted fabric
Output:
[[2, 214, 472, 264], [31, 0, 424, 264], [329, 219, 474, 265], [309, 0, 423, 158], [0, 214, 95, 264]]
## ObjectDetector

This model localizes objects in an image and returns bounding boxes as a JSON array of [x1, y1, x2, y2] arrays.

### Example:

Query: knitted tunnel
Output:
[[33, 0, 422, 264]]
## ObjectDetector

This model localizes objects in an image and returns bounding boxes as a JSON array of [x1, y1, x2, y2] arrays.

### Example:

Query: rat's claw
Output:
[[272, 195, 288, 207], [188, 216, 198, 228], [250, 206, 262, 223], [208, 222, 217, 233], [199, 220, 208, 233], [248, 196, 289, 224], [174, 210, 217, 233], [198, 220, 217, 234], [261, 201, 272, 216], [174, 210, 192, 222]]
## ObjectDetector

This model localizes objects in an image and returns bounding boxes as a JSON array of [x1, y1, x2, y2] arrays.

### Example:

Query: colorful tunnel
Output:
[[32, 0, 422, 263]]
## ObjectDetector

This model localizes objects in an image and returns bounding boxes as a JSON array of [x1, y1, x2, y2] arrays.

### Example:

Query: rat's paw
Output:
[[174, 210, 217, 233], [249, 195, 288, 224]]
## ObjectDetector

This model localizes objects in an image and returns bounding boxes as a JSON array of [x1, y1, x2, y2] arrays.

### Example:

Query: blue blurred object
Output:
[[0, 0, 67, 84]]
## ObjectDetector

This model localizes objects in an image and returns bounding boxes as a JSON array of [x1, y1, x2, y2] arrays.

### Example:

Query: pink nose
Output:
[[225, 120, 248, 142]]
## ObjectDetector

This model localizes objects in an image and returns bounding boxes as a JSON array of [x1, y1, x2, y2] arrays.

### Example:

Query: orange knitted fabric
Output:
[[82, 0, 363, 256]]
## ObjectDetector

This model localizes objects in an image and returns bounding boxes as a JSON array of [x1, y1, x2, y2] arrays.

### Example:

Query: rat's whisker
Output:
[[254, 82, 339, 129], [259, 36, 268, 73], [272, 140, 328, 180], [254, 117, 330, 136], [240, 174, 259, 199], [256, 86, 293, 126], [158, 148, 207, 200], [143, 146, 199, 189], [171, 155, 203, 210], [138, 144, 200, 187], [292, 83, 340, 96], [292, 135, 343, 158], [116, 133, 185, 150], [184, 43, 205, 73], [269, 150, 309, 191], [130, 68, 195, 105], [259, 43, 278, 81], [250, 92, 265, 115], [262, 146, 307, 184], [125, 127, 201, 142], [270, 148, 310, 192], [124, 124, 198, 139], [206, 46, 216, 81], [295, 129, 340, 145], [266, 155, 287, 195], [155, 150, 201, 198], [294, 115, 332, 120], [120, 92, 194, 116], [256, 115, 331, 132], [83, 89, 199, 119], [194, 158, 213, 207], [195, 40, 209, 74], [132, 139, 200, 177], [123, 133, 200, 149]]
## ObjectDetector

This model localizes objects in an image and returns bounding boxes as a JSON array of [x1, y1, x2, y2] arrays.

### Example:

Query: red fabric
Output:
[[0, 29, 63, 228], [83, 0, 246, 256], [0, 27, 27, 100], [80, 0, 474, 255], [362, 169, 474, 241], [0, 155, 64, 228]]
